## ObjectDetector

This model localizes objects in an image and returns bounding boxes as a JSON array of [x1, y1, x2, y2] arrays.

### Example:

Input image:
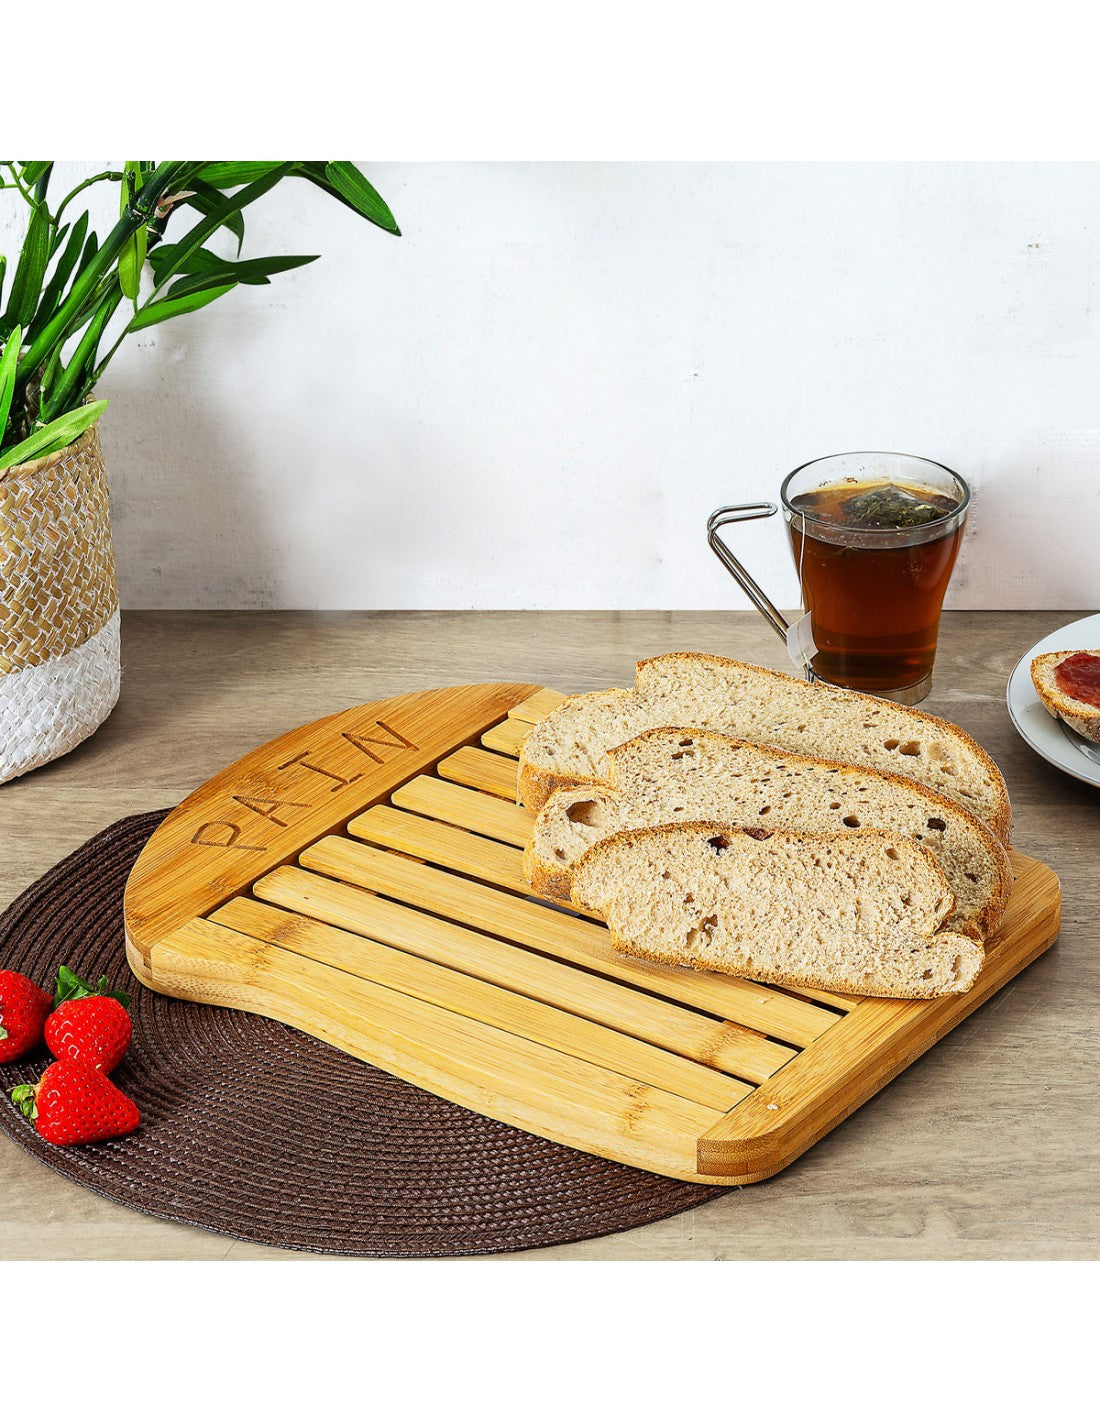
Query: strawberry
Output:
[[10, 1059, 140, 1145], [42, 964, 132, 1073], [0, 970, 52, 1063], [46, 996, 132, 1072]]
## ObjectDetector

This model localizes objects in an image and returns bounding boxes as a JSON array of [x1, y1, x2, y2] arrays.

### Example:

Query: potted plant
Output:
[[0, 160, 399, 784]]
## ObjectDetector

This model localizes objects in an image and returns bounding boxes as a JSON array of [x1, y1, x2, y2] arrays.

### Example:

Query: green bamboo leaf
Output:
[[127, 282, 237, 332], [153, 165, 292, 288], [0, 327, 21, 441], [119, 228, 146, 302], [180, 180, 246, 251], [221, 253, 319, 284], [322, 162, 400, 234], [151, 248, 318, 287], [81, 230, 100, 266], [197, 162, 285, 187], [48, 219, 70, 258], [169, 247, 229, 275], [0, 399, 108, 471], [4, 203, 51, 329], [147, 243, 226, 279], [119, 161, 147, 303], [32, 163, 52, 202], [41, 289, 122, 421], [39, 342, 63, 406], [20, 160, 51, 186], [156, 270, 255, 300], [147, 241, 190, 277], [27, 211, 89, 343]]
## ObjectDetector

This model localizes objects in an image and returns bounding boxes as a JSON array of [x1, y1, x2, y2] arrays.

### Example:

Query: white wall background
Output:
[[7, 163, 1100, 610]]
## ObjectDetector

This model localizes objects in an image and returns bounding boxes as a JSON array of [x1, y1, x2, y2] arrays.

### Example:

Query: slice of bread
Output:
[[524, 729, 1012, 939], [517, 653, 1012, 842], [1031, 650, 1100, 744], [570, 821, 984, 998]]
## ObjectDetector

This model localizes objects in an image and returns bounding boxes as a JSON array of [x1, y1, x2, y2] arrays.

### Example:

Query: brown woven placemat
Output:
[[0, 812, 729, 1257]]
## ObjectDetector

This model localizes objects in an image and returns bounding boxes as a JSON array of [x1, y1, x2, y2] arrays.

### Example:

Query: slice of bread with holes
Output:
[[1030, 650, 1100, 744], [570, 821, 984, 998], [517, 653, 1012, 842], [523, 728, 1012, 939]]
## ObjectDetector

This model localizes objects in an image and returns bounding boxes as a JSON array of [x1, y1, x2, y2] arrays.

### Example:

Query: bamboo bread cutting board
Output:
[[124, 681, 1061, 1185]]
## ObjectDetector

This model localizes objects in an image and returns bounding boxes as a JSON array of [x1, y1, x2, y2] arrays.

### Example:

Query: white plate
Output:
[[1006, 612, 1100, 789]]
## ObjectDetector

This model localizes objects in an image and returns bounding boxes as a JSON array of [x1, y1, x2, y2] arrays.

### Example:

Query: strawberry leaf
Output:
[[53, 964, 130, 1010], [10, 1083, 38, 1120]]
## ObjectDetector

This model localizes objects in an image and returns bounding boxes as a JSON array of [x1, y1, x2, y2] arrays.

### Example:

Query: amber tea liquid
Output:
[[786, 478, 965, 696]]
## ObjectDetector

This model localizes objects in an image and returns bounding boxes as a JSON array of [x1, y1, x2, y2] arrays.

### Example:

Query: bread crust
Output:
[[516, 653, 1013, 841], [526, 726, 1013, 941], [569, 820, 984, 998], [521, 839, 575, 905], [600, 927, 982, 999], [516, 686, 634, 811], [637, 652, 1013, 842], [517, 762, 590, 815], [1030, 650, 1100, 744]]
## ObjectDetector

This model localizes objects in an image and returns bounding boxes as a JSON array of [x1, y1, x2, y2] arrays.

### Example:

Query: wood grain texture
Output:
[[291, 839, 840, 1044], [437, 744, 525, 800], [209, 891, 789, 1086], [0, 610, 1095, 1258], [393, 775, 534, 846], [150, 917, 724, 1180], [250, 864, 799, 1084], [209, 897, 754, 1111], [125, 681, 540, 968]]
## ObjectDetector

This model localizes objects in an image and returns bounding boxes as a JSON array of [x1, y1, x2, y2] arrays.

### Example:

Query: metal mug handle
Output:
[[706, 503, 791, 646]]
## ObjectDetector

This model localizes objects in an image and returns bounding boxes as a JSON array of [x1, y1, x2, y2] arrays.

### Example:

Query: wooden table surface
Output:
[[1, 610, 1096, 1261]]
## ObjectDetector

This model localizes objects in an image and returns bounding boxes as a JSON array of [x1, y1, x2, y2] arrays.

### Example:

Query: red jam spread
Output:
[[1054, 652, 1100, 710]]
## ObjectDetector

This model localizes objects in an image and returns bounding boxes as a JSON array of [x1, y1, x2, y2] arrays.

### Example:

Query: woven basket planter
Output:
[[0, 422, 120, 784]]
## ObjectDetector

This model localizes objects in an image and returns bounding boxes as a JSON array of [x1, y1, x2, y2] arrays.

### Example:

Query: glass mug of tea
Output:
[[707, 452, 969, 705]]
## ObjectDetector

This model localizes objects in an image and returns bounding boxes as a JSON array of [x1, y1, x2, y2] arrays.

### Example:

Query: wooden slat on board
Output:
[[241, 869, 794, 1082], [437, 746, 520, 800], [505, 688, 569, 724], [210, 897, 752, 1111], [347, 804, 531, 897], [290, 837, 843, 1046], [482, 717, 529, 757], [772, 983, 859, 1012], [153, 917, 722, 1180], [392, 775, 534, 847]]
